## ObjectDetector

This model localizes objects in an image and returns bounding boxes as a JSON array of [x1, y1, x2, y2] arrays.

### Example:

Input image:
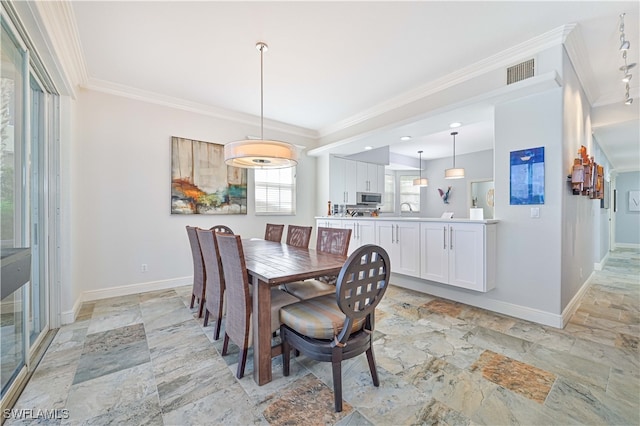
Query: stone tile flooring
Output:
[[6, 249, 639, 425]]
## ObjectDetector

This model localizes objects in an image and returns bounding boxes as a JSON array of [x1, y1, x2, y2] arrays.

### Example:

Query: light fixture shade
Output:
[[622, 73, 632, 83], [625, 97, 633, 105], [224, 139, 298, 168], [620, 40, 630, 51], [445, 167, 465, 179], [413, 177, 429, 186], [223, 41, 298, 168]]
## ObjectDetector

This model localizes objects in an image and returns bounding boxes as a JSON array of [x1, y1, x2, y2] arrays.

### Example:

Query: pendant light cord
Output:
[[451, 132, 457, 168], [260, 44, 264, 141]]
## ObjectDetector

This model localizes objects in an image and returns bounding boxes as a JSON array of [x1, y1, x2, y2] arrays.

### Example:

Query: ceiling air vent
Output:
[[507, 59, 535, 85]]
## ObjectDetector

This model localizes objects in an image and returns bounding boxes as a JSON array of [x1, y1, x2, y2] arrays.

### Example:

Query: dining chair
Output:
[[186, 226, 206, 318], [216, 233, 300, 379], [280, 244, 391, 412], [210, 224, 234, 234], [285, 225, 313, 248], [264, 223, 285, 243], [196, 228, 230, 340], [282, 227, 352, 300]]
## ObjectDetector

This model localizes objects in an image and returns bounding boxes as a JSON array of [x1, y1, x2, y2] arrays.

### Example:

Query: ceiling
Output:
[[68, 1, 639, 171]]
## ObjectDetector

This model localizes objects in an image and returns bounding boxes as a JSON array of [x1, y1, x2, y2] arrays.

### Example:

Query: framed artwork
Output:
[[510, 146, 545, 205], [630, 190, 640, 212], [601, 180, 610, 209], [171, 136, 247, 214]]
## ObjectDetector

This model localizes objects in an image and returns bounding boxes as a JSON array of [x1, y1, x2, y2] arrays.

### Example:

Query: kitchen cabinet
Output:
[[356, 162, 385, 193], [330, 156, 357, 204], [420, 222, 496, 292], [342, 219, 376, 255], [316, 218, 344, 229], [376, 221, 420, 277]]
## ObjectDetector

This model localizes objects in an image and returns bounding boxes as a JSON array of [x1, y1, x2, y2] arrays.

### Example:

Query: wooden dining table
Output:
[[241, 239, 348, 385]]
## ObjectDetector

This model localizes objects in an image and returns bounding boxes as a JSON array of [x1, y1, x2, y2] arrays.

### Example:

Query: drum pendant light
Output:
[[224, 42, 298, 168], [444, 131, 465, 179], [413, 150, 428, 186]]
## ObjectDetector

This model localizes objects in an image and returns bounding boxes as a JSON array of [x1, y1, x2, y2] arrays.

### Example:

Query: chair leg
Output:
[[222, 333, 230, 356], [197, 299, 205, 318], [214, 317, 222, 341], [203, 310, 210, 327], [189, 294, 195, 308], [237, 348, 248, 379], [331, 349, 343, 413], [365, 346, 380, 387], [281, 327, 291, 377]]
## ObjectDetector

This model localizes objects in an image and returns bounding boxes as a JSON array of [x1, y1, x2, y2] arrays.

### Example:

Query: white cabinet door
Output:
[[343, 220, 377, 255], [356, 162, 369, 192], [329, 157, 346, 204], [448, 223, 485, 291], [330, 157, 357, 204], [420, 222, 449, 283], [344, 159, 357, 204], [316, 219, 343, 229], [355, 162, 385, 193], [395, 222, 420, 277], [376, 221, 420, 277], [419, 222, 491, 292]]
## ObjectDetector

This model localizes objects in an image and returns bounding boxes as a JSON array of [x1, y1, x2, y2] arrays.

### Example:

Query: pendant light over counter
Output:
[[224, 42, 299, 168], [445, 131, 465, 179], [413, 150, 428, 186]]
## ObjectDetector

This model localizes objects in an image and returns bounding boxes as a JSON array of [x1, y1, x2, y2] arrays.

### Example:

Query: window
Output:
[[380, 173, 395, 213], [254, 167, 296, 214], [399, 175, 420, 212]]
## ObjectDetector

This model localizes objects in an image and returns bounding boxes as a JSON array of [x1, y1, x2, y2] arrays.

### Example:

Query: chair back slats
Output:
[[197, 228, 225, 337], [210, 225, 234, 235], [264, 223, 285, 242], [216, 233, 251, 348], [186, 226, 206, 316], [334, 244, 390, 346], [316, 227, 352, 256], [286, 225, 313, 248]]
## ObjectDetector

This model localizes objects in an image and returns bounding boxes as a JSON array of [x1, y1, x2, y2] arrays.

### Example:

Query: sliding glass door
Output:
[[1, 11, 55, 402]]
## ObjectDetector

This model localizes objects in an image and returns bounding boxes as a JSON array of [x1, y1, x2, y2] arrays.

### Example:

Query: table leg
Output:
[[252, 276, 272, 385]]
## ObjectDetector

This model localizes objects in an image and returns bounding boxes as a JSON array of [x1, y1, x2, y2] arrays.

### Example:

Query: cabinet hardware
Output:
[[443, 225, 447, 249], [450, 227, 454, 250]]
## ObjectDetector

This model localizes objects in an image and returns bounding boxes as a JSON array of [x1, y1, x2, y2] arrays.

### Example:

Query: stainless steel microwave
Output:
[[356, 192, 382, 205]]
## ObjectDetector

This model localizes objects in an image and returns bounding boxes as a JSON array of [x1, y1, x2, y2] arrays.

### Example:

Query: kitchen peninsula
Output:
[[316, 216, 497, 293]]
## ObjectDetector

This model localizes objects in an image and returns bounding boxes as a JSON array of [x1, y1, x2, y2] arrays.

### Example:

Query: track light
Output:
[[618, 13, 635, 105]]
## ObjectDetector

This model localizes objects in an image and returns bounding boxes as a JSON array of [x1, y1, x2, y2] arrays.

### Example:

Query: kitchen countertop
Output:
[[315, 216, 499, 224]]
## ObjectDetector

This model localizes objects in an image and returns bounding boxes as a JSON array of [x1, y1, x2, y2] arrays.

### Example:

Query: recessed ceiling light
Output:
[[364, 146, 373, 150], [400, 136, 412, 141], [449, 122, 462, 128]]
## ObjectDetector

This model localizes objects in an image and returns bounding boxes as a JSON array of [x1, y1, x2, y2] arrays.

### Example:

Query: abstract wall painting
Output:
[[510, 146, 545, 205], [171, 137, 247, 214]]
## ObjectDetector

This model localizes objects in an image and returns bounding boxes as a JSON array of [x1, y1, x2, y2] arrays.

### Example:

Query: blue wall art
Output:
[[510, 146, 545, 205]]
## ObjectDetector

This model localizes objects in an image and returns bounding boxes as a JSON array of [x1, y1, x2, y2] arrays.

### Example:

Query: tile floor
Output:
[[5, 248, 639, 425]]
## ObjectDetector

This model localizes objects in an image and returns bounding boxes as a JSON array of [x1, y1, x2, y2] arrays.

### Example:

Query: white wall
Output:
[[560, 48, 599, 310], [421, 149, 494, 218], [64, 89, 317, 320], [615, 171, 640, 246]]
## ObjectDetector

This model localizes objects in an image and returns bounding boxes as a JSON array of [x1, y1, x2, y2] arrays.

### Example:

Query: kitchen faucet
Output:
[[400, 202, 413, 212]]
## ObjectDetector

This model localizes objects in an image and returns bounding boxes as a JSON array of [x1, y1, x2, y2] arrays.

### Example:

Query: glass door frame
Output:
[[0, 2, 60, 410]]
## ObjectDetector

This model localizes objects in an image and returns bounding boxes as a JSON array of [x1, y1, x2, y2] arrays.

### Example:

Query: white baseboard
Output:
[[560, 271, 593, 327], [390, 273, 564, 328], [594, 252, 610, 271], [60, 276, 192, 325], [613, 242, 640, 249]]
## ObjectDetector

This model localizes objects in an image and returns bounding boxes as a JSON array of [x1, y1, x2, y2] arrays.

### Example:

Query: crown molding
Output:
[[82, 78, 318, 139], [318, 24, 574, 139], [563, 23, 598, 106], [32, 1, 88, 96]]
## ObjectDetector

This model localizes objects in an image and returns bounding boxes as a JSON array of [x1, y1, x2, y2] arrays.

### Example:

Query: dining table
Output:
[[241, 239, 348, 385]]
